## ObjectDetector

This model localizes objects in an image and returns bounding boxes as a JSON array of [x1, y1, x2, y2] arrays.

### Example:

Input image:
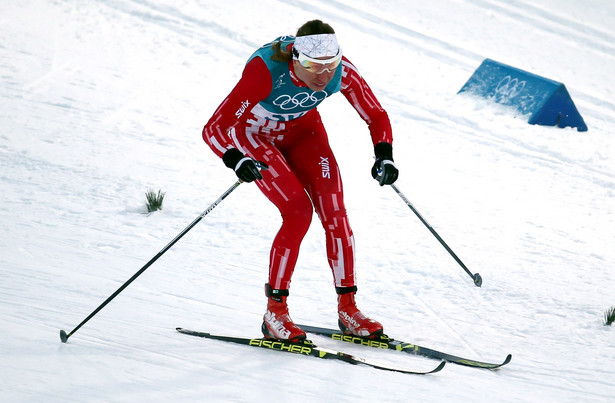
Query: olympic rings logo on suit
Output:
[[494, 75, 526, 100], [273, 91, 328, 110]]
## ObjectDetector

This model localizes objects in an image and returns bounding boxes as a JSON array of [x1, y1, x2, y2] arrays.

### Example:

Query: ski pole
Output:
[[60, 180, 242, 343], [390, 183, 482, 287]]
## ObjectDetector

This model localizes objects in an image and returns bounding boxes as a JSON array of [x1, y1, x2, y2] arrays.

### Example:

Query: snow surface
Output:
[[1, 0, 614, 401]]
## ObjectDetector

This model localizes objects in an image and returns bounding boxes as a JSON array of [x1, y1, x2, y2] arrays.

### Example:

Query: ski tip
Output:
[[485, 354, 512, 370], [432, 360, 446, 373], [60, 330, 69, 343]]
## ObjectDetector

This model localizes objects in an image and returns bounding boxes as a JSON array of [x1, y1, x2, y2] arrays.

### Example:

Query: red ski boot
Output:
[[261, 284, 306, 343], [337, 288, 383, 338]]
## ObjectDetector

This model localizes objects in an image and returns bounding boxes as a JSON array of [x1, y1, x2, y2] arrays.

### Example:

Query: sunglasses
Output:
[[294, 49, 343, 74]]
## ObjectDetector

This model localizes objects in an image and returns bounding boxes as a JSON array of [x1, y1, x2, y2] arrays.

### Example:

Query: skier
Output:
[[202, 20, 398, 342]]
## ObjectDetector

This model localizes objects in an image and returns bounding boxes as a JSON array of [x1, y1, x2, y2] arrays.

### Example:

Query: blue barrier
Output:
[[458, 59, 587, 132]]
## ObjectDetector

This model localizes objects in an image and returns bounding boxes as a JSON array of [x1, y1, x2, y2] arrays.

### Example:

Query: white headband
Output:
[[293, 34, 340, 58]]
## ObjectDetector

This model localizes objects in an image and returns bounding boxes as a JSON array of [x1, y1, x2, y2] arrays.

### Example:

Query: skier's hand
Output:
[[222, 148, 267, 183], [371, 142, 398, 186], [372, 158, 398, 186], [235, 157, 263, 182]]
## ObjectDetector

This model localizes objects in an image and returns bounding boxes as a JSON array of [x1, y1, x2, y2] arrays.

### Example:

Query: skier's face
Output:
[[293, 59, 337, 92]]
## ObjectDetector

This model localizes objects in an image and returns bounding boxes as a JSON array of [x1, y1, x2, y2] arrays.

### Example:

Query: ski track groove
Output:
[[409, 291, 481, 357]]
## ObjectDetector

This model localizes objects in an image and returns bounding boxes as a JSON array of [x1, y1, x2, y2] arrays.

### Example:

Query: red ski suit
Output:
[[202, 50, 392, 291]]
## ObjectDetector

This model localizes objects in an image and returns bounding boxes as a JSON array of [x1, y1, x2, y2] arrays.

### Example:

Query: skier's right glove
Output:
[[222, 148, 266, 183]]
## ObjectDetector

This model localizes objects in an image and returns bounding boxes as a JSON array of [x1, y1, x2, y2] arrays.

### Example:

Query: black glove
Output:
[[371, 142, 399, 186], [222, 148, 266, 182]]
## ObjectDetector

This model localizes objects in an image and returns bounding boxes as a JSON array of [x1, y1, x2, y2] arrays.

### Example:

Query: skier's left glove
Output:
[[371, 142, 399, 186]]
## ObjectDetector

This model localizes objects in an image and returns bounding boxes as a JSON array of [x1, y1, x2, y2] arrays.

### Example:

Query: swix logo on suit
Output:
[[319, 157, 331, 178], [245, 36, 343, 122], [235, 99, 250, 118]]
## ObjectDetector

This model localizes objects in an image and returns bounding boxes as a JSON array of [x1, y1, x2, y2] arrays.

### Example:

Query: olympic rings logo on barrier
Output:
[[494, 76, 526, 100], [273, 91, 328, 110]]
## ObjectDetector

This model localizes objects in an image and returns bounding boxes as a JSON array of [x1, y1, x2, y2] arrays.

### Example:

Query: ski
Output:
[[176, 327, 445, 375], [298, 324, 511, 370]]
